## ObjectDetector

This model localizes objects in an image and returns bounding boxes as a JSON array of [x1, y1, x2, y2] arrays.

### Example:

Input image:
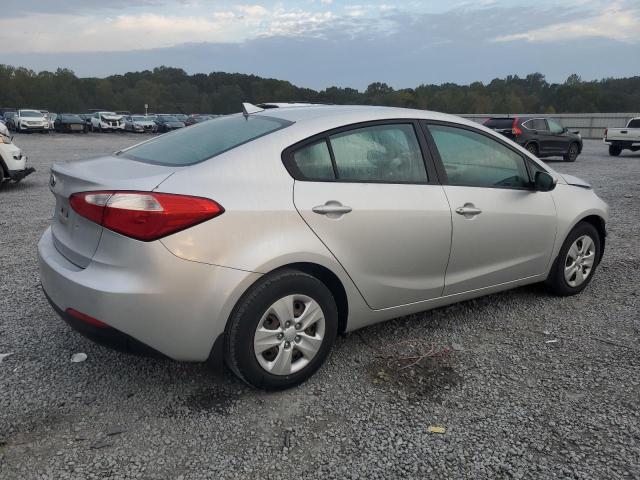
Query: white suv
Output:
[[16, 109, 49, 133], [90, 112, 125, 132], [0, 122, 34, 185]]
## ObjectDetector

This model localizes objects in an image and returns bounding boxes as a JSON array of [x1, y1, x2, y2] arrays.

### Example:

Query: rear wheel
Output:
[[563, 142, 579, 162], [609, 145, 622, 157], [526, 143, 539, 157], [546, 222, 600, 296], [225, 269, 338, 390]]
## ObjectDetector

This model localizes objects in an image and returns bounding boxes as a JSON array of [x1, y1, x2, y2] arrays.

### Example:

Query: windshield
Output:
[[121, 114, 292, 166], [160, 116, 179, 122], [131, 116, 146, 121], [100, 112, 117, 116], [61, 114, 82, 122], [21, 110, 43, 118]]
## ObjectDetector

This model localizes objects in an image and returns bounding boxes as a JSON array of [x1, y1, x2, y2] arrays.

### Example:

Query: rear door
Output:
[[547, 119, 570, 153], [423, 122, 557, 295], [289, 121, 452, 310]]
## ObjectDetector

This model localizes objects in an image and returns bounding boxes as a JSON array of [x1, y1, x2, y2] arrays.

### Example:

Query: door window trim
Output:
[[281, 119, 439, 185], [420, 120, 536, 191]]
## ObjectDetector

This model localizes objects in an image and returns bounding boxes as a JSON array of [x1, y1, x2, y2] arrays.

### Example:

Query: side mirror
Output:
[[534, 171, 556, 192]]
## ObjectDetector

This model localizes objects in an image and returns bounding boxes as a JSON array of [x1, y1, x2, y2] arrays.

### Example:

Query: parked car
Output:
[[78, 114, 93, 130], [155, 115, 185, 132], [0, 122, 34, 185], [90, 111, 125, 132], [38, 104, 608, 390], [2, 112, 17, 131], [185, 114, 213, 126], [124, 115, 158, 133], [45, 112, 57, 129], [603, 117, 640, 156], [483, 116, 582, 162], [54, 114, 88, 133], [172, 114, 188, 123], [15, 109, 50, 133]]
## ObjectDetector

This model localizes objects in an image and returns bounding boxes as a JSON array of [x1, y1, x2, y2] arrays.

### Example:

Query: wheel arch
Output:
[[524, 140, 540, 153], [263, 262, 349, 334], [578, 214, 606, 264]]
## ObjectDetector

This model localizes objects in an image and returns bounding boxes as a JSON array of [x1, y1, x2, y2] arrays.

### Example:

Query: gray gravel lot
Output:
[[0, 133, 638, 479]]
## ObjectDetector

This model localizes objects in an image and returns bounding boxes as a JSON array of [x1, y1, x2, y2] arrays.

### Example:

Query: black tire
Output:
[[609, 145, 622, 157], [225, 269, 338, 390], [0, 162, 5, 185], [545, 222, 601, 296], [526, 143, 539, 157], [563, 142, 579, 162]]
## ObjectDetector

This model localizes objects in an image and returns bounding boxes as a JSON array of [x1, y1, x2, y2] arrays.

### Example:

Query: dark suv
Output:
[[484, 117, 582, 162]]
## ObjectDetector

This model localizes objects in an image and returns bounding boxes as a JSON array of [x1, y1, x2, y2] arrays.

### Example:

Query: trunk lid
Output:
[[49, 155, 175, 267]]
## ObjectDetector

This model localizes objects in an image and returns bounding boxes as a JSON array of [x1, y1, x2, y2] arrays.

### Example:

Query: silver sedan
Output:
[[38, 104, 608, 390]]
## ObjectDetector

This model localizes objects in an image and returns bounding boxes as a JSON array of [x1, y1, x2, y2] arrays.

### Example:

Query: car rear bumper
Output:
[[38, 227, 261, 361]]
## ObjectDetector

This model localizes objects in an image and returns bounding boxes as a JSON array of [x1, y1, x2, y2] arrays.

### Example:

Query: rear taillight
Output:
[[66, 308, 109, 328], [512, 118, 522, 136], [604, 128, 608, 139], [69, 191, 223, 241]]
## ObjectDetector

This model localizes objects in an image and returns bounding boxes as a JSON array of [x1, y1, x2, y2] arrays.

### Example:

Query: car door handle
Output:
[[455, 205, 482, 216], [312, 202, 353, 215]]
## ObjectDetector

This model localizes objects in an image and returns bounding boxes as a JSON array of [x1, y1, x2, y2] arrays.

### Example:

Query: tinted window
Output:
[[121, 114, 292, 166], [329, 124, 427, 183], [627, 119, 640, 128], [484, 118, 514, 129], [293, 141, 335, 180], [548, 119, 564, 134], [20, 110, 43, 118], [525, 119, 547, 130], [428, 124, 530, 189]]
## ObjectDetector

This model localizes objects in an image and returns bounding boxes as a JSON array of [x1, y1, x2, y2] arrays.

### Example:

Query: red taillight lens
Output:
[[604, 128, 608, 138], [65, 308, 109, 328], [69, 191, 224, 241], [512, 118, 522, 136]]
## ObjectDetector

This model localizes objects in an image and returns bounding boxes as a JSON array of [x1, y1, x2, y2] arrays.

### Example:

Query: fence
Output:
[[458, 113, 640, 139]]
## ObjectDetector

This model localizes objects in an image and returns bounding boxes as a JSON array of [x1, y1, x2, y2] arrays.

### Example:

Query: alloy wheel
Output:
[[564, 235, 596, 287], [253, 294, 326, 375]]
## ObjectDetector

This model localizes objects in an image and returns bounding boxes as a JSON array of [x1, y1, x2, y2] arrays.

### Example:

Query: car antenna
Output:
[[242, 102, 264, 117]]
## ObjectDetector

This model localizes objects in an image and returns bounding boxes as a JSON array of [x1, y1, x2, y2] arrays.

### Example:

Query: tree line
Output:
[[1, 65, 639, 115]]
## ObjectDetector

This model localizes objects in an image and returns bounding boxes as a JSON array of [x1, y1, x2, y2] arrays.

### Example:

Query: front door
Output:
[[424, 122, 557, 295], [289, 122, 452, 309]]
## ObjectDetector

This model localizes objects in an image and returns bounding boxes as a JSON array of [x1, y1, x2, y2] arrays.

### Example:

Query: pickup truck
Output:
[[604, 117, 640, 156]]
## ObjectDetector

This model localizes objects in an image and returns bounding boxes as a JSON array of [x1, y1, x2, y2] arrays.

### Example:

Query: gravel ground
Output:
[[0, 133, 638, 479]]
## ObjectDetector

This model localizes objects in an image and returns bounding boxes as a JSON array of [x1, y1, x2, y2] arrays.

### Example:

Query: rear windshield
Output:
[[628, 119, 640, 128], [484, 118, 515, 129], [120, 114, 293, 166]]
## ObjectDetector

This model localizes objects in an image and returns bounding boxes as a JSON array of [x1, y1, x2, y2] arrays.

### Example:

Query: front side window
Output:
[[121, 114, 292, 166], [428, 124, 530, 189], [548, 119, 564, 134], [329, 124, 427, 183]]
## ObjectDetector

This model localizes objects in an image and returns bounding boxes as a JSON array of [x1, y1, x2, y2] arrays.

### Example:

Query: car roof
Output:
[[255, 104, 471, 126]]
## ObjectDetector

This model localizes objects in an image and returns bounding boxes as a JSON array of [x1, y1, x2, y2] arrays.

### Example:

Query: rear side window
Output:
[[293, 141, 335, 180], [287, 123, 428, 183], [329, 124, 427, 182], [428, 124, 530, 189], [628, 119, 640, 128], [121, 114, 292, 166]]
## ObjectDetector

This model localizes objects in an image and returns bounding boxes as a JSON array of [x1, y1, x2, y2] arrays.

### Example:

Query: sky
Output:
[[0, 0, 638, 90]]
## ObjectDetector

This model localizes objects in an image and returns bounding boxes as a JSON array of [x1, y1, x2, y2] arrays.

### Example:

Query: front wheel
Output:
[[545, 222, 601, 296], [563, 143, 579, 162], [224, 270, 338, 390], [608, 145, 622, 157]]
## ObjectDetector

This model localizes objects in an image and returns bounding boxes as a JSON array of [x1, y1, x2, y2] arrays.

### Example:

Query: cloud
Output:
[[494, 2, 640, 43]]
